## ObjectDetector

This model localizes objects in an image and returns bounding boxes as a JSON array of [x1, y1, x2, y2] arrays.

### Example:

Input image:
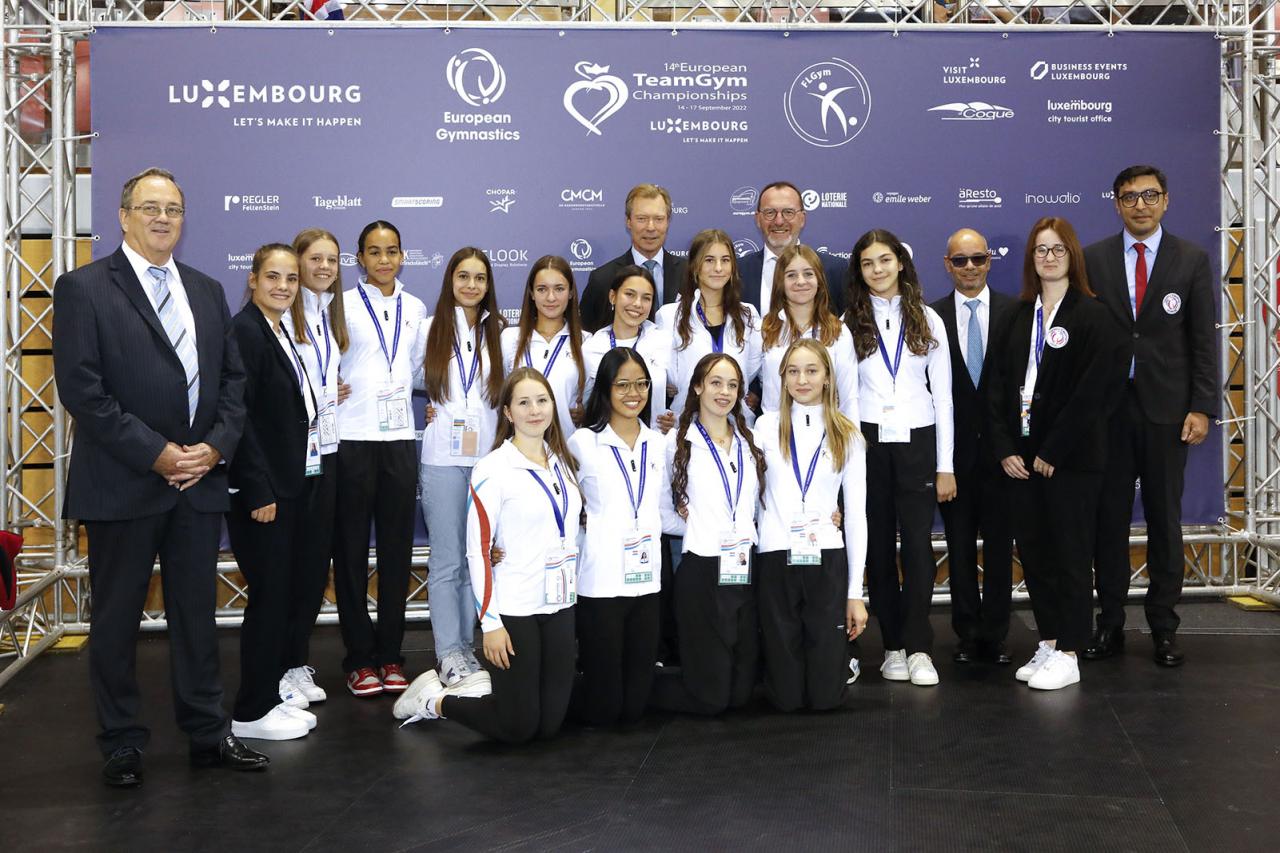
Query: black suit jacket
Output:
[[930, 288, 1017, 477], [1084, 231, 1218, 423], [986, 289, 1125, 473], [580, 248, 686, 333], [737, 248, 849, 317], [228, 306, 313, 511], [52, 246, 246, 521]]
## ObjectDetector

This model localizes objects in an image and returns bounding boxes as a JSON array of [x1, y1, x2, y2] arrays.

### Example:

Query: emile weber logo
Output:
[[783, 58, 871, 148], [168, 79, 362, 127], [439, 48, 519, 142]]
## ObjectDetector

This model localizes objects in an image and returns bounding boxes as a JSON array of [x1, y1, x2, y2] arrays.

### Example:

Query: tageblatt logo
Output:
[[733, 238, 760, 258], [564, 61, 629, 136], [570, 238, 593, 261], [784, 59, 871, 148], [447, 48, 507, 107], [201, 79, 231, 109]]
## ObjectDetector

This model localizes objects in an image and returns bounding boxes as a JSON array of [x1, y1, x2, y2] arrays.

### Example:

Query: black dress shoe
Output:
[[103, 746, 143, 788], [952, 641, 978, 664], [190, 734, 270, 771], [1153, 636, 1185, 668], [984, 641, 1013, 665], [1082, 626, 1125, 661]]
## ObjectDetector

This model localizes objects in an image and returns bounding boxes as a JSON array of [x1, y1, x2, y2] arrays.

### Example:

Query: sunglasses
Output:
[[947, 254, 990, 268]]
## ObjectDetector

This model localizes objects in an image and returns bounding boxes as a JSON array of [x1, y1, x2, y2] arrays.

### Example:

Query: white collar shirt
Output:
[[295, 288, 340, 454], [420, 306, 500, 467], [952, 284, 991, 373], [760, 319, 860, 424], [632, 246, 665, 297], [1023, 294, 1064, 397], [265, 306, 317, 426], [655, 292, 763, 420], [759, 247, 781, 317], [661, 418, 760, 557], [501, 323, 587, 441], [336, 279, 428, 442], [581, 320, 671, 431], [121, 241, 195, 348]]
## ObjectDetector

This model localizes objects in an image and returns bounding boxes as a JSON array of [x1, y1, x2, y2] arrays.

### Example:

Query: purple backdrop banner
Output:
[[90, 25, 1223, 523]]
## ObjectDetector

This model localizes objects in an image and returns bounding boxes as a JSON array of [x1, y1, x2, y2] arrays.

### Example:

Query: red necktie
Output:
[[1134, 242, 1148, 316]]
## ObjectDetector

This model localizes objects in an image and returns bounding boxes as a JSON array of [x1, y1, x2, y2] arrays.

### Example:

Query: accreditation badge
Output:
[[718, 531, 752, 585]]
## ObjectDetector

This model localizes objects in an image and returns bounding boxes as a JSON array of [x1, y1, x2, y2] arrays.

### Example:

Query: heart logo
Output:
[[998, 247, 1009, 257], [563, 61, 629, 136]]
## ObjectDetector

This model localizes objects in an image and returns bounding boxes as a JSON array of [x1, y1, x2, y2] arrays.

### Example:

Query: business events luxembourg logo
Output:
[[783, 59, 871, 148], [564, 61, 629, 136]]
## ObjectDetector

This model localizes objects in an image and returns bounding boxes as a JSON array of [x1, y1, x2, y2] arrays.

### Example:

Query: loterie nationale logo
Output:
[[564, 62, 629, 136], [783, 59, 871, 148], [802, 188, 848, 211], [446, 48, 507, 106]]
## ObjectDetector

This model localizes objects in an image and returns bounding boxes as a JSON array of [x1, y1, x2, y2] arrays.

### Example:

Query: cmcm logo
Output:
[[446, 48, 507, 107], [783, 58, 872, 148], [561, 189, 603, 203]]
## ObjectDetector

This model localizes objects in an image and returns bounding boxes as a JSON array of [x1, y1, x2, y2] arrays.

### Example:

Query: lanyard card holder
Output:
[[788, 512, 822, 566], [304, 424, 323, 477], [377, 383, 410, 432], [718, 531, 752, 585], [450, 410, 481, 457], [317, 393, 338, 447], [623, 530, 654, 584], [1019, 386, 1033, 438], [543, 545, 578, 606], [879, 403, 910, 443]]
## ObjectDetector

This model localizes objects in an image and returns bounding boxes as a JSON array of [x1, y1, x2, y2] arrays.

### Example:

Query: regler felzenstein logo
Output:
[[446, 48, 507, 106], [563, 62, 629, 136], [783, 59, 871, 148]]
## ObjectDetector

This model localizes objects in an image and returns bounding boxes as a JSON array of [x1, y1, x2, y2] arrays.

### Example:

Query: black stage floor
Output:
[[2, 600, 1278, 853]]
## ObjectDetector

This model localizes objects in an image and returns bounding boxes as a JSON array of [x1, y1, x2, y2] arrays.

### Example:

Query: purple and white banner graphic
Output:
[[90, 25, 1223, 523]]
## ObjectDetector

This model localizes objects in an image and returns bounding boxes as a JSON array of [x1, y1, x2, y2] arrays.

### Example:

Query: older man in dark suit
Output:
[[53, 167, 265, 787], [737, 181, 848, 316]]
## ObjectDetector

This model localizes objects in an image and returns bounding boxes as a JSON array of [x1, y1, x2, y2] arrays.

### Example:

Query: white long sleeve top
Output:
[[419, 307, 500, 468], [661, 418, 760, 558], [336, 279, 427, 442], [754, 405, 868, 600], [294, 288, 341, 455], [656, 294, 763, 418], [568, 423, 668, 598], [759, 320, 861, 424], [582, 320, 671, 431], [500, 324, 587, 441], [466, 440, 583, 632]]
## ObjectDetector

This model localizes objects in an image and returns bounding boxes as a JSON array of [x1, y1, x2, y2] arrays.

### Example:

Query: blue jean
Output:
[[420, 463, 478, 661]]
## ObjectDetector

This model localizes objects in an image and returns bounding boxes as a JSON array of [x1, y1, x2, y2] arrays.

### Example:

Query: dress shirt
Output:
[[632, 246, 665, 299], [953, 284, 991, 375], [121, 241, 195, 348], [267, 307, 316, 425], [501, 324, 588, 440], [759, 247, 780, 317], [336, 279, 428, 442], [1022, 294, 1063, 398], [1124, 226, 1163, 378], [420, 307, 499, 467]]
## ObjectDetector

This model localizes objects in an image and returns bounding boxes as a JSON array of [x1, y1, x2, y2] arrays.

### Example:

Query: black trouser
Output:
[[285, 452, 337, 669], [1095, 386, 1188, 636], [756, 548, 849, 712], [650, 553, 758, 715], [227, 491, 308, 722], [571, 593, 659, 726], [85, 498, 228, 756], [443, 608, 576, 745], [1012, 469, 1101, 654], [939, 463, 1013, 646], [656, 534, 680, 664], [862, 423, 939, 656], [332, 439, 417, 672]]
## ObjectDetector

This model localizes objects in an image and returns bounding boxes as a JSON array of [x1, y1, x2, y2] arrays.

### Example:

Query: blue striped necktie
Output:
[[965, 298, 983, 388], [147, 265, 200, 423]]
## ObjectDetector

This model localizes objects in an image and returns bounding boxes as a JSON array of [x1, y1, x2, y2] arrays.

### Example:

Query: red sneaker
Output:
[[346, 667, 383, 697], [379, 664, 408, 693]]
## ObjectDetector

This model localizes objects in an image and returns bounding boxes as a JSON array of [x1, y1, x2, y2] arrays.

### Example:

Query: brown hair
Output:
[[625, 183, 672, 218], [670, 353, 767, 515], [241, 243, 297, 307], [1020, 217, 1094, 302], [674, 229, 753, 351], [288, 228, 350, 352], [423, 247, 507, 407], [511, 256, 586, 403], [762, 244, 843, 349], [776, 339, 859, 471], [844, 229, 936, 360], [119, 167, 184, 210], [491, 367, 581, 481]]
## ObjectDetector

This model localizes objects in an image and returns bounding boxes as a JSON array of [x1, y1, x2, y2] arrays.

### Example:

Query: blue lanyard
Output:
[[282, 330, 305, 390], [876, 322, 906, 386], [527, 461, 569, 541], [695, 421, 744, 520], [303, 309, 332, 389], [357, 283, 401, 373], [1034, 306, 1046, 367], [696, 303, 725, 353], [610, 440, 648, 526], [524, 333, 569, 376], [452, 328, 482, 399], [608, 326, 643, 350], [788, 428, 826, 508]]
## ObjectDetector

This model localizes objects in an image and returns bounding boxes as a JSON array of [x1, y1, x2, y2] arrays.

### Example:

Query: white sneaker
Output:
[[438, 651, 470, 688], [232, 704, 309, 741], [1016, 642, 1056, 683], [907, 652, 940, 686], [880, 649, 909, 681], [393, 670, 445, 721], [285, 666, 327, 703], [278, 676, 310, 710], [1028, 651, 1080, 691], [280, 704, 317, 731]]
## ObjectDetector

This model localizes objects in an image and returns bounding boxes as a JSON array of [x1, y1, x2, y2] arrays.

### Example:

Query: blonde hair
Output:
[[777, 339, 859, 471]]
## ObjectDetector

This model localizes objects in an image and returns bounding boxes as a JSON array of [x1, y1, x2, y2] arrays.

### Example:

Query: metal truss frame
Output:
[[3, 1, 1278, 685]]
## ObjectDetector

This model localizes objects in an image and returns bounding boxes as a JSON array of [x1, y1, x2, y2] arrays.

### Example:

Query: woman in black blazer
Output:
[[986, 217, 1123, 692], [227, 243, 319, 741]]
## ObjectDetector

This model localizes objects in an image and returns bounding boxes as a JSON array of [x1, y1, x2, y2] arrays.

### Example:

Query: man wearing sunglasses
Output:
[[929, 229, 1017, 666], [1084, 164, 1217, 668], [737, 181, 848, 316]]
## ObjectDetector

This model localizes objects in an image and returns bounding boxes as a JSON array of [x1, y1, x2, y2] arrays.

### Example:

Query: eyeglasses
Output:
[[759, 208, 799, 222], [1117, 189, 1165, 208], [946, 254, 990, 268], [1033, 244, 1068, 259], [127, 203, 185, 218], [612, 379, 651, 394]]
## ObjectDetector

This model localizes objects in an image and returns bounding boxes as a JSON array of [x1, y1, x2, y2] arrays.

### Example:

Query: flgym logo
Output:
[[783, 59, 871, 148], [446, 48, 507, 107], [564, 61, 629, 136]]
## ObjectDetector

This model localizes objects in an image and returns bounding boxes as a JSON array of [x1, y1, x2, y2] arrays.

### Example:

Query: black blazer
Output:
[[1084, 231, 1218, 423], [738, 248, 848, 316], [227, 306, 313, 511], [52, 246, 246, 521], [986, 289, 1125, 473], [580, 248, 686, 332], [930, 288, 1017, 477]]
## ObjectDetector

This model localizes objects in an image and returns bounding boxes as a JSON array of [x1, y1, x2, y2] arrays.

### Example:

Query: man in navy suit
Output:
[[930, 229, 1016, 665], [1083, 164, 1218, 668], [736, 181, 848, 316], [53, 168, 266, 787]]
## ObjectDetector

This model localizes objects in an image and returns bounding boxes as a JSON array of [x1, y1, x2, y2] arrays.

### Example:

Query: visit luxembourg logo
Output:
[[563, 61, 629, 136], [783, 58, 871, 148], [446, 48, 507, 106]]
